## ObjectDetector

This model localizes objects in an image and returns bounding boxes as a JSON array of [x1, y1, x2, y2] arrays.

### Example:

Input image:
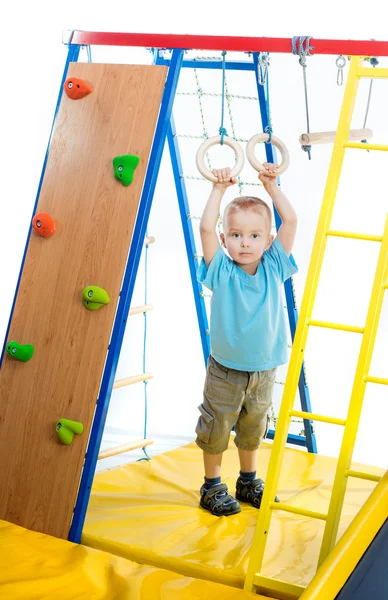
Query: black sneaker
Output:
[[200, 483, 241, 516], [235, 477, 279, 509]]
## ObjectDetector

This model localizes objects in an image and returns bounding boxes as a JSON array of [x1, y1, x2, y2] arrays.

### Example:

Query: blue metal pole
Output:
[[266, 431, 307, 447], [252, 52, 317, 453], [166, 117, 210, 365], [69, 49, 184, 543], [1, 43, 81, 367], [156, 57, 255, 71]]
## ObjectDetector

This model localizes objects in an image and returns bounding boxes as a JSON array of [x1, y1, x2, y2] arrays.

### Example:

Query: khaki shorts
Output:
[[195, 355, 276, 454]]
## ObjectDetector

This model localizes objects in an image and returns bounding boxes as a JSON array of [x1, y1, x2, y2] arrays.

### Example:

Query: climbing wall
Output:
[[0, 62, 167, 538]]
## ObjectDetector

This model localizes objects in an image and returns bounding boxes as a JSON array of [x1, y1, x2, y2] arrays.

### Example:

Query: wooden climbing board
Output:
[[0, 62, 167, 539]]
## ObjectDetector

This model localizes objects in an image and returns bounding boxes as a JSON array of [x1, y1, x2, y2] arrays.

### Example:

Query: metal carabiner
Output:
[[336, 55, 346, 86]]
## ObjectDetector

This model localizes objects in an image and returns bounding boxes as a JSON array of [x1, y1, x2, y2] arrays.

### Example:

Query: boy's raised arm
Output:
[[200, 168, 236, 267], [260, 163, 297, 256]]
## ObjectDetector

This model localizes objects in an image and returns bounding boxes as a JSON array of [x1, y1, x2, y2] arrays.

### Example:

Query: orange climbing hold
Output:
[[32, 213, 56, 238], [64, 77, 93, 100]]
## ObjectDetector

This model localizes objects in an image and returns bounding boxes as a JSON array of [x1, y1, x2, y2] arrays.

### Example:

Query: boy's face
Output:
[[220, 208, 273, 270]]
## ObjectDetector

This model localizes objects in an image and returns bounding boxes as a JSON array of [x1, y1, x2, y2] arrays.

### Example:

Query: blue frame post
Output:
[[0, 42, 81, 366], [253, 52, 317, 453], [69, 49, 184, 542], [166, 116, 210, 365]]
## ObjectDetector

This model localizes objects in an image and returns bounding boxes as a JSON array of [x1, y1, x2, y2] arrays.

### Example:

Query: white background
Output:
[[1, 2, 387, 472]]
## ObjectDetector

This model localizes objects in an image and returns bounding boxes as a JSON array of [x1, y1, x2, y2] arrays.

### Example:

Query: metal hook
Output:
[[258, 53, 270, 86], [336, 55, 346, 86]]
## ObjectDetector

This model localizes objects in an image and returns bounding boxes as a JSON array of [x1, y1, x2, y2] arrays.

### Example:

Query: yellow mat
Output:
[[0, 519, 264, 599], [84, 440, 384, 590]]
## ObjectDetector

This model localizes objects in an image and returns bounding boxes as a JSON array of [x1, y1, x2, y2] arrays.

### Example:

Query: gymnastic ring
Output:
[[246, 133, 290, 176], [196, 136, 245, 183]]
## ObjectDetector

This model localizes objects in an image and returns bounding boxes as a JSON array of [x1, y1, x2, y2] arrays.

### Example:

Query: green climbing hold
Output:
[[82, 286, 110, 310], [113, 154, 140, 186], [56, 419, 84, 445], [6, 341, 34, 362]]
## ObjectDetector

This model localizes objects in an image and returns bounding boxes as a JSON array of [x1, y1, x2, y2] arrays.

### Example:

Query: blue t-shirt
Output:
[[197, 237, 298, 372]]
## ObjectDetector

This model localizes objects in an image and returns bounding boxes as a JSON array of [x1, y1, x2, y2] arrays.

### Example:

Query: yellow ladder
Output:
[[244, 56, 388, 598]]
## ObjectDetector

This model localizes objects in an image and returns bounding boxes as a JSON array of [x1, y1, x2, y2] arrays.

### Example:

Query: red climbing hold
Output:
[[64, 77, 93, 100], [32, 213, 56, 238]]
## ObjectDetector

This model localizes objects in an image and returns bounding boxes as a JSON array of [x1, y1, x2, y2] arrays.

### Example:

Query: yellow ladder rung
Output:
[[357, 67, 388, 79], [346, 469, 381, 483], [253, 575, 305, 599], [308, 320, 364, 334], [364, 375, 388, 385], [344, 142, 388, 151], [270, 502, 327, 521], [326, 230, 383, 242], [290, 410, 346, 426]]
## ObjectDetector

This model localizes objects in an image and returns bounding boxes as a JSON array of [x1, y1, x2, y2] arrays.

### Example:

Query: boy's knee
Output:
[[234, 412, 270, 451], [195, 402, 236, 454]]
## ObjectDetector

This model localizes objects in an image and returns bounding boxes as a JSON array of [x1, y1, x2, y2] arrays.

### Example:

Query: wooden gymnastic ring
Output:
[[196, 135, 245, 182], [246, 133, 290, 176]]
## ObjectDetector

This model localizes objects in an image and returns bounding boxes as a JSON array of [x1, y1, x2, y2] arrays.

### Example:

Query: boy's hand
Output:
[[258, 162, 278, 186], [212, 167, 237, 188]]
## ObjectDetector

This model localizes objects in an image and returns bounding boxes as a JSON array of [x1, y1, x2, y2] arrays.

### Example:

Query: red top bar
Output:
[[70, 31, 387, 56]]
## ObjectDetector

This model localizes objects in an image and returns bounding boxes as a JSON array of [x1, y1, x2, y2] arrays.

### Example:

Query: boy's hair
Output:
[[223, 196, 272, 232]]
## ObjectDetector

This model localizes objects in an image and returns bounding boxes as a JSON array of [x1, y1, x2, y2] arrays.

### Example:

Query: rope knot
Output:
[[302, 144, 312, 160], [292, 36, 314, 59], [264, 126, 273, 144], [219, 126, 228, 144]]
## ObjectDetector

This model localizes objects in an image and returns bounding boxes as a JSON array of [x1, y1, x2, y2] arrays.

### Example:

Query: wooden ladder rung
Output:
[[299, 128, 372, 146], [144, 236, 155, 245], [129, 304, 154, 316], [113, 372, 153, 389], [98, 438, 153, 460]]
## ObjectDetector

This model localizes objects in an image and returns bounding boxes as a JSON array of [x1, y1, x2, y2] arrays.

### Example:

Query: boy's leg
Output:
[[238, 448, 257, 474], [200, 449, 240, 515], [203, 451, 223, 479], [234, 368, 279, 508], [195, 356, 248, 516]]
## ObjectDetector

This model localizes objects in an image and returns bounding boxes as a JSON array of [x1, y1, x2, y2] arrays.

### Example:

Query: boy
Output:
[[195, 163, 297, 516]]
